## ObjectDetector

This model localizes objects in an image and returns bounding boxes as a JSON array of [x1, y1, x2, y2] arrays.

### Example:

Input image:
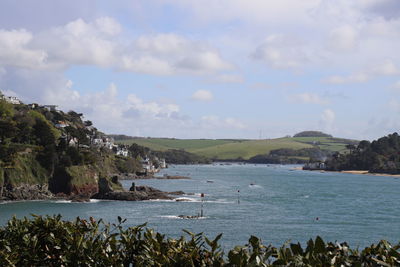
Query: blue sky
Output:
[[0, 0, 400, 140]]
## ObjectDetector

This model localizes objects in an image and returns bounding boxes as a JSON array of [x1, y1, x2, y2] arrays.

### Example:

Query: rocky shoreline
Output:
[[115, 173, 191, 180], [0, 177, 185, 203], [0, 184, 55, 201]]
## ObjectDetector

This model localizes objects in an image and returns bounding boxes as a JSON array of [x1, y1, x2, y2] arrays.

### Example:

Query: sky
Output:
[[0, 0, 400, 140]]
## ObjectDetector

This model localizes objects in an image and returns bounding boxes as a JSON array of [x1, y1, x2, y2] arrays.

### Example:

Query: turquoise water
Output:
[[1, 164, 400, 248]]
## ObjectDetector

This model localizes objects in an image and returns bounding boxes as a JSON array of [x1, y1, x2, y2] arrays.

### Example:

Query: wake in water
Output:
[[248, 184, 263, 189], [159, 215, 208, 220]]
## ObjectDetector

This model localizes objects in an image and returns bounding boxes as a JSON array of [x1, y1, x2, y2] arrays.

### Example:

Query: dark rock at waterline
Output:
[[91, 183, 175, 201], [92, 190, 173, 201], [69, 194, 91, 202], [98, 177, 114, 194], [157, 175, 190, 180], [0, 184, 54, 201], [168, 191, 185, 195]]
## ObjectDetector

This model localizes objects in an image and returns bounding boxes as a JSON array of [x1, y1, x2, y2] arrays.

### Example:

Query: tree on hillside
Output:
[[33, 119, 56, 147], [0, 120, 17, 143], [294, 131, 332, 138], [0, 99, 14, 119], [345, 144, 356, 154], [326, 132, 400, 174]]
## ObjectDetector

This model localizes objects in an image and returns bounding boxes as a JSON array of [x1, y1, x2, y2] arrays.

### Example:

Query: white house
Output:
[[3, 96, 21, 105], [116, 148, 129, 157], [42, 105, 58, 111], [159, 158, 167, 168]]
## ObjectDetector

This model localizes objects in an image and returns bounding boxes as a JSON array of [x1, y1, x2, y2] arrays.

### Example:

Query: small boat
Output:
[[206, 180, 214, 183]]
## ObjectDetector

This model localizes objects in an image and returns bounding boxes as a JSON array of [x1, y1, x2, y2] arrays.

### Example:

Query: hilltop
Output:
[[112, 132, 359, 162]]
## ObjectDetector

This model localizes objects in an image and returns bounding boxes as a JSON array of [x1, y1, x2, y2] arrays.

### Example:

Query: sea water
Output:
[[1, 164, 400, 249]]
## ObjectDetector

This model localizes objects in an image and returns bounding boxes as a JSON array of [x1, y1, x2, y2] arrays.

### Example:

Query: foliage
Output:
[[0, 99, 14, 119], [115, 156, 141, 174], [0, 99, 132, 195], [326, 132, 400, 174], [1, 215, 400, 266], [155, 149, 210, 164], [293, 131, 333, 138], [249, 148, 330, 164]]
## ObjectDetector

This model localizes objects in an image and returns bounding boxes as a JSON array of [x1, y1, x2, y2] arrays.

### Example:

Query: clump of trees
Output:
[[293, 131, 333, 138], [326, 132, 400, 174], [155, 149, 210, 164], [249, 148, 330, 164], [1, 215, 400, 266]]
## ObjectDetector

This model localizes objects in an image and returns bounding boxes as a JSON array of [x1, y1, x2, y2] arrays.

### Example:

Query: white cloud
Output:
[[165, 0, 320, 25], [0, 18, 232, 76], [121, 56, 174, 75], [252, 34, 310, 69], [324, 72, 369, 84], [391, 81, 400, 90], [289, 92, 329, 105], [191, 90, 213, 101], [371, 60, 400, 76], [319, 109, 336, 132], [324, 60, 400, 84], [175, 51, 233, 74], [127, 33, 232, 75], [0, 29, 48, 69], [224, 117, 246, 129], [328, 25, 358, 52], [201, 115, 246, 129]]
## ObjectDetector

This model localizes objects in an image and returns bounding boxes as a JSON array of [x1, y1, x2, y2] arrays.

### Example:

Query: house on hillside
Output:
[[69, 138, 78, 147], [159, 158, 167, 168], [92, 136, 117, 150], [2, 96, 22, 105], [116, 148, 129, 157], [303, 162, 326, 170], [42, 105, 58, 111], [29, 103, 39, 109]]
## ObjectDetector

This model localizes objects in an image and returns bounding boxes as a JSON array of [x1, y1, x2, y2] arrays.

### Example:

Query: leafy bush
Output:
[[1, 215, 400, 266]]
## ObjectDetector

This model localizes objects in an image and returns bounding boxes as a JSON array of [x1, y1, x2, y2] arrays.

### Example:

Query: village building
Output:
[[116, 148, 129, 157], [303, 162, 326, 170], [2, 95, 22, 105], [42, 105, 58, 112]]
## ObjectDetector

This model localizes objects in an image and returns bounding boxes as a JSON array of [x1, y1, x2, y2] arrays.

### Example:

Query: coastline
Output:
[[296, 167, 400, 177]]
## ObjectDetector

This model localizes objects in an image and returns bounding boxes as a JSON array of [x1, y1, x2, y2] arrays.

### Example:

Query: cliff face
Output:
[[49, 155, 124, 197], [0, 153, 52, 200], [0, 151, 124, 200]]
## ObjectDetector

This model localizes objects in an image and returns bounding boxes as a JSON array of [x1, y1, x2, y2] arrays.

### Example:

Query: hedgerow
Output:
[[0, 215, 399, 266]]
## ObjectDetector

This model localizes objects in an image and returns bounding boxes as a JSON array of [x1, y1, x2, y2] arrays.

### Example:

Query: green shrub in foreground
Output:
[[0, 215, 400, 266]]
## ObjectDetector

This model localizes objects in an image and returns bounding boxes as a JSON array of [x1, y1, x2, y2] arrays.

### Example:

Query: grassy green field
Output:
[[116, 136, 358, 160], [189, 139, 313, 160], [117, 138, 237, 151]]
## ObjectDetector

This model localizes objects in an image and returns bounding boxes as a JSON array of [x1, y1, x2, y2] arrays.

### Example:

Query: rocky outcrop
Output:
[[1, 184, 54, 201], [92, 190, 173, 201], [157, 175, 190, 180], [92, 181, 176, 201]]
